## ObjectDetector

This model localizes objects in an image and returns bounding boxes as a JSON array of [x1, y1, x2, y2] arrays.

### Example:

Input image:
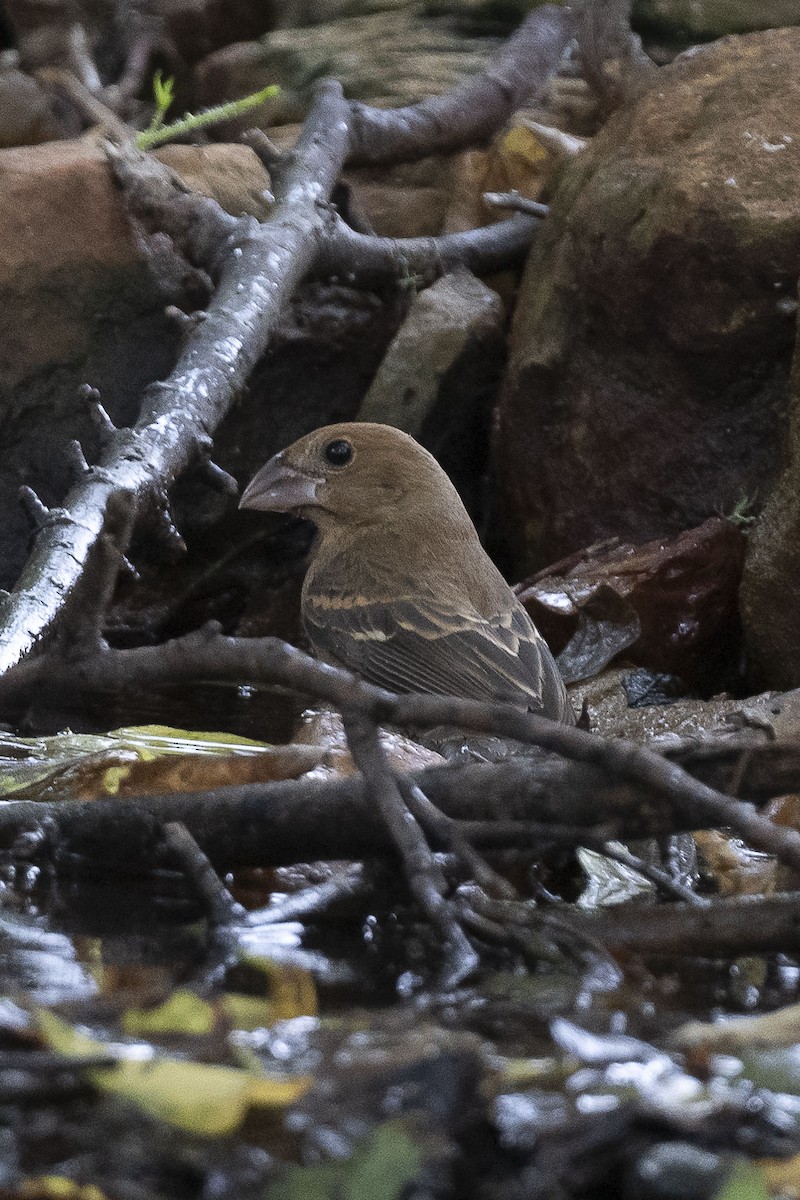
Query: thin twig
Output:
[[162, 820, 246, 993], [399, 778, 517, 900], [246, 864, 373, 926], [163, 821, 246, 927], [240, 128, 284, 172], [482, 193, 550, 217], [457, 887, 623, 980], [342, 710, 479, 986], [36, 66, 130, 138]]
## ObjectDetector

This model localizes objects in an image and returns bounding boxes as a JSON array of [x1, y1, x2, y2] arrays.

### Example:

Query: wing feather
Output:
[[303, 592, 570, 717]]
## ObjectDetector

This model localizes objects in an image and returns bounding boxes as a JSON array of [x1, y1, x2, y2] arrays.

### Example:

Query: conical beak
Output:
[[239, 454, 323, 513]]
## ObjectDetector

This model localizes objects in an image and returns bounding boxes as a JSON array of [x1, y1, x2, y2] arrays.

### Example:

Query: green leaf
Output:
[[714, 1160, 770, 1200], [266, 1121, 423, 1200]]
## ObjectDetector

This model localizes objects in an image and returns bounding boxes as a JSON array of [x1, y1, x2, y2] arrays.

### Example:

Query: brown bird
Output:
[[239, 423, 573, 723]]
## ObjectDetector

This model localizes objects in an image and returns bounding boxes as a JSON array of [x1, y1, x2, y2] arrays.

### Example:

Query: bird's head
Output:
[[239, 422, 462, 533]]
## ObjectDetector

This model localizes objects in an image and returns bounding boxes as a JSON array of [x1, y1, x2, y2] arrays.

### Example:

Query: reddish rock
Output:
[[0, 136, 270, 385]]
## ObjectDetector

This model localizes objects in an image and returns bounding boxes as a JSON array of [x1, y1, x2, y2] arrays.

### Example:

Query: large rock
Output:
[[740, 290, 800, 688], [494, 28, 800, 574], [633, 0, 800, 37]]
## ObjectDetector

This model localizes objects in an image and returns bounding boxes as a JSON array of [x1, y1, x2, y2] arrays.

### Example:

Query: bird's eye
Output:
[[324, 439, 353, 466]]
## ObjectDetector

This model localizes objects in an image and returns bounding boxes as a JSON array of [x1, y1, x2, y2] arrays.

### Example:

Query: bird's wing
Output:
[[303, 592, 565, 714]]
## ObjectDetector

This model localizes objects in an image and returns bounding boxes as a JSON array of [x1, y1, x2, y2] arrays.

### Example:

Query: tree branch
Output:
[[345, 5, 574, 165], [0, 80, 352, 676], [318, 213, 541, 286], [2, 633, 800, 874]]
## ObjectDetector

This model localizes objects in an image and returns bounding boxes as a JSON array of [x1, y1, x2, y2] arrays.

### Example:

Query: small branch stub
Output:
[[165, 305, 207, 331], [65, 440, 91, 479], [518, 118, 588, 158], [18, 487, 51, 531], [201, 458, 239, 498], [483, 192, 550, 217], [153, 500, 187, 559]]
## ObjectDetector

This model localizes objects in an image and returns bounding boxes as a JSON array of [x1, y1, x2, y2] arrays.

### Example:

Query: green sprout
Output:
[[397, 258, 425, 293], [150, 69, 175, 132], [726, 493, 757, 528], [135, 75, 280, 152]]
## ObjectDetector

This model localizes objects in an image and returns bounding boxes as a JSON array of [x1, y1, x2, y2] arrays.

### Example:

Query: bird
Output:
[[239, 422, 573, 723]]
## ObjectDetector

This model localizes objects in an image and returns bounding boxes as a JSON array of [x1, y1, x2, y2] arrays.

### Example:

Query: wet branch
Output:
[[162, 820, 248, 993], [317, 213, 543, 286], [560, 890, 800, 957], [2, 632, 800, 871], [342, 710, 479, 985], [345, 4, 573, 165]]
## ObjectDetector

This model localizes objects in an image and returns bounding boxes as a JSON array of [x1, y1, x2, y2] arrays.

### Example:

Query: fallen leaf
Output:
[[37, 1009, 310, 1135], [0, 725, 326, 801], [18, 1178, 108, 1200], [693, 830, 776, 897], [673, 1002, 800, 1053], [265, 1119, 424, 1200], [517, 518, 746, 687]]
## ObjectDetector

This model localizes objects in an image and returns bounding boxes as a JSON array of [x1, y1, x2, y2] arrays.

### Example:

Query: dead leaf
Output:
[[0, 725, 327, 801], [673, 1001, 800, 1053], [517, 518, 745, 687], [693, 831, 776, 897]]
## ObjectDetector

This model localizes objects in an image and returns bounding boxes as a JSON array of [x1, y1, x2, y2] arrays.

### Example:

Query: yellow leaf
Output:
[[243, 956, 318, 1021], [110, 726, 275, 756], [221, 993, 283, 1032], [760, 1152, 800, 1196], [0, 726, 323, 802], [19, 1178, 108, 1200], [122, 989, 215, 1037], [37, 1009, 310, 1135], [121, 962, 317, 1038], [101, 765, 131, 795], [499, 124, 549, 169], [246, 1074, 314, 1108], [480, 123, 552, 207]]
